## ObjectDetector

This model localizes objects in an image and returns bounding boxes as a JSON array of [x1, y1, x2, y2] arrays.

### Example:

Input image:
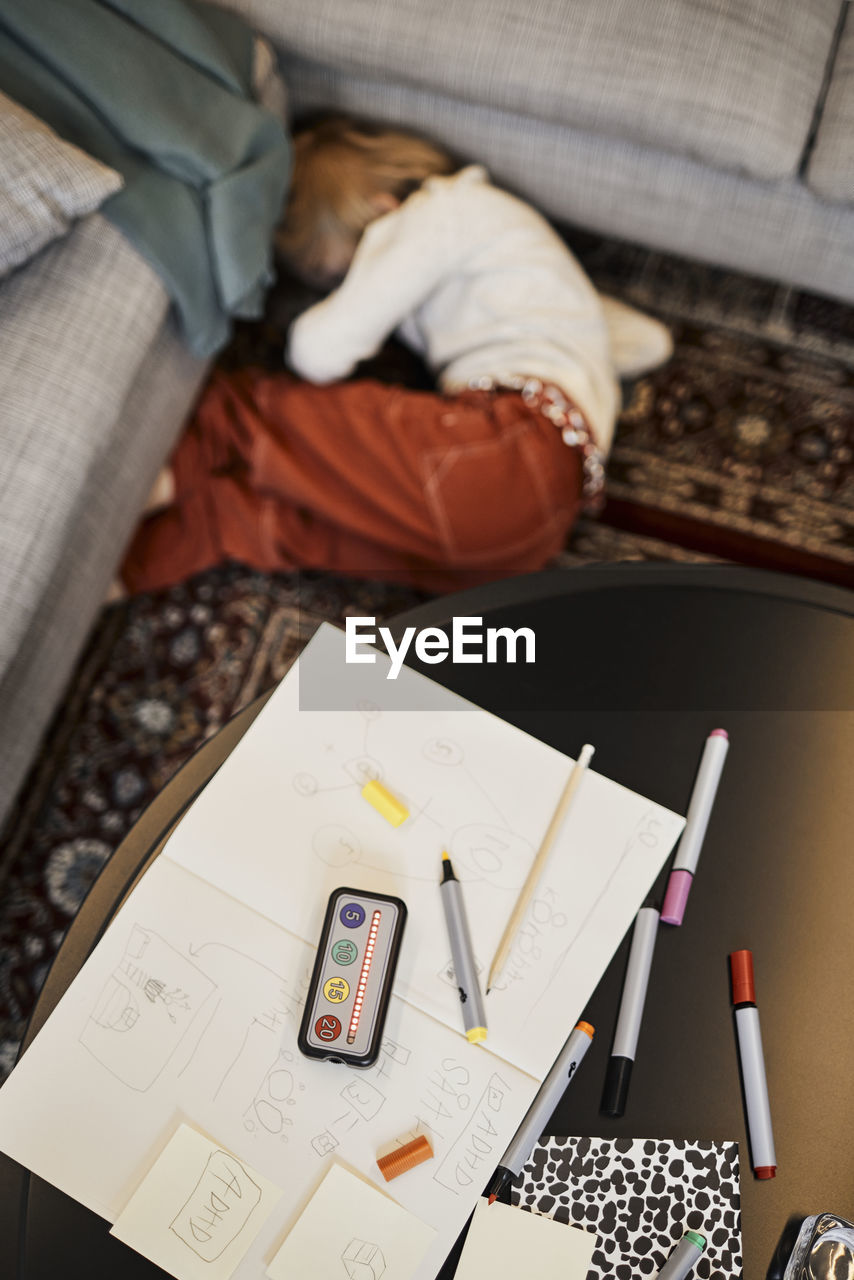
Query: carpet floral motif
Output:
[[606, 325, 853, 577]]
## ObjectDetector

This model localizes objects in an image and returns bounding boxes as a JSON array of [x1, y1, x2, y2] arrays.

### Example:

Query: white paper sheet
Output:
[[266, 1162, 435, 1280], [0, 856, 536, 1280], [111, 1123, 283, 1280], [0, 622, 685, 1280], [163, 624, 684, 1078], [455, 1198, 595, 1280]]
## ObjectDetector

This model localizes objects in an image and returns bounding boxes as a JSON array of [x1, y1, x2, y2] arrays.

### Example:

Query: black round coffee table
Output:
[[3, 564, 853, 1280]]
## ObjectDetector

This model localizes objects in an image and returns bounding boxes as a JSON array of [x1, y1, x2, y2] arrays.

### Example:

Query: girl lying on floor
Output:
[[121, 116, 672, 594]]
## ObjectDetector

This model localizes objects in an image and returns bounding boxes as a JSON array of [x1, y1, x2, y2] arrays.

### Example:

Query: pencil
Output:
[[486, 744, 595, 993]]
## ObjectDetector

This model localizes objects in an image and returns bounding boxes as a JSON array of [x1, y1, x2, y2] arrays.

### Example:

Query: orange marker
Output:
[[377, 1134, 434, 1181], [486, 1020, 595, 1203]]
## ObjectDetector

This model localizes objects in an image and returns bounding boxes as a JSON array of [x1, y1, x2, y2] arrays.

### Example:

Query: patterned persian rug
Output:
[[574, 232, 854, 586], [1, 235, 852, 1081]]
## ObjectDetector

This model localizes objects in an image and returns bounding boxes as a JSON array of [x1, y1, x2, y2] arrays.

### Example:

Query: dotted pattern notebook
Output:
[[513, 1136, 742, 1279]]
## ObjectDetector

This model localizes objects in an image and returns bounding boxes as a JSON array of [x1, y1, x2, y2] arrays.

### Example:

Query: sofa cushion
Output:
[[221, 0, 841, 180], [0, 213, 168, 674], [806, 13, 854, 203], [284, 52, 854, 305], [0, 313, 206, 833], [0, 91, 122, 278]]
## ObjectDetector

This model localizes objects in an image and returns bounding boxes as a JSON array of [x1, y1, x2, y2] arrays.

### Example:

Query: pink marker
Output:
[[661, 729, 729, 926]]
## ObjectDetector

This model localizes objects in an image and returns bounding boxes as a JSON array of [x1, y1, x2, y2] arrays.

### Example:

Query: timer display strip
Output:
[[298, 888, 407, 1067], [347, 909, 381, 1044]]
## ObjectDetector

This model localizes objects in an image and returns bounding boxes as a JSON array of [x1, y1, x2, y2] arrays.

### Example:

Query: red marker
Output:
[[730, 949, 776, 1179]]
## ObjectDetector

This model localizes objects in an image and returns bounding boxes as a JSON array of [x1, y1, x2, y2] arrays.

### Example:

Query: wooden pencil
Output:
[[486, 744, 595, 993]]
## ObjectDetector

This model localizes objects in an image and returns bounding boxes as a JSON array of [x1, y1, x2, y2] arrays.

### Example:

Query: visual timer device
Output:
[[298, 887, 407, 1068]]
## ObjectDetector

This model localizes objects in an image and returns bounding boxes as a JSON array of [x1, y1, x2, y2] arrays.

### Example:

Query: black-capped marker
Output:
[[601, 905, 660, 1117]]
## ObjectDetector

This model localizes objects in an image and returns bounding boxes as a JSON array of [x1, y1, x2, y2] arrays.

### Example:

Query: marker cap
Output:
[[684, 1230, 706, 1250], [600, 1055, 633, 1117], [466, 1026, 487, 1044], [729, 949, 756, 1005], [754, 1165, 776, 1180], [660, 869, 693, 926], [576, 1020, 595, 1039]]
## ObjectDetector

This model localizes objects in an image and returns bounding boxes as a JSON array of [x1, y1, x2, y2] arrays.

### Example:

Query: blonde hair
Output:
[[277, 116, 455, 284]]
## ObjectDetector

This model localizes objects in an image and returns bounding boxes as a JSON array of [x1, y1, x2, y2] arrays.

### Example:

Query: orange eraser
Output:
[[377, 1134, 434, 1181]]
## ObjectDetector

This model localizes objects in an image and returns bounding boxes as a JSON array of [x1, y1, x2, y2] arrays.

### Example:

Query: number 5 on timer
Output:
[[298, 888, 407, 1068]]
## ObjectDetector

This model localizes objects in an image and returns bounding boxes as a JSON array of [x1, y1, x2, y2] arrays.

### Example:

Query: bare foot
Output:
[[143, 467, 176, 513], [600, 295, 674, 378]]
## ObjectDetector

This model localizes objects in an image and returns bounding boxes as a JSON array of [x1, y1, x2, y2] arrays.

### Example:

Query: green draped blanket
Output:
[[0, 0, 292, 355]]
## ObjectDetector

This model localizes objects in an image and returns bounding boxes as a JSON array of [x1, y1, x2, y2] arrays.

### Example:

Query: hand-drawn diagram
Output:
[[176, 945, 311, 1134], [82, 927, 313, 1125], [421, 738, 464, 767], [342, 1238, 386, 1280], [294, 703, 538, 896], [438, 955, 484, 992], [171, 1148, 261, 1262], [517, 809, 665, 1017], [311, 1076, 387, 1156], [486, 886, 568, 996], [344, 756, 383, 785], [243, 1049, 302, 1138], [308, 1036, 412, 1157], [80, 925, 215, 1091], [449, 823, 534, 891], [290, 700, 385, 804], [265, 1158, 434, 1280], [341, 1077, 385, 1120], [312, 824, 363, 869], [433, 1072, 513, 1194], [372, 1036, 411, 1080], [415, 1058, 471, 1133]]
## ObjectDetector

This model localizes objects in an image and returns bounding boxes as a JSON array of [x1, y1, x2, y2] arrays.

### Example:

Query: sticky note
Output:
[[361, 779, 409, 826], [267, 1162, 434, 1280], [111, 1123, 282, 1280], [454, 1198, 595, 1280]]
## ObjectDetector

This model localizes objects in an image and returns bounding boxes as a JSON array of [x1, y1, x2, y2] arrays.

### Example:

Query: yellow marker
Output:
[[440, 852, 488, 1044], [361, 779, 409, 827]]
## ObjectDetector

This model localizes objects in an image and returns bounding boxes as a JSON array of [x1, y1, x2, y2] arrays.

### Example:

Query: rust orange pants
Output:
[[120, 370, 584, 594]]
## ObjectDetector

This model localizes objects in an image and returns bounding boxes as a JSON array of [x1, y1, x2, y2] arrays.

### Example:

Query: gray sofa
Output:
[[0, 37, 285, 831], [230, 0, 854, 304], [1, 0, 852, 833], [0, 215, 207, 829]]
